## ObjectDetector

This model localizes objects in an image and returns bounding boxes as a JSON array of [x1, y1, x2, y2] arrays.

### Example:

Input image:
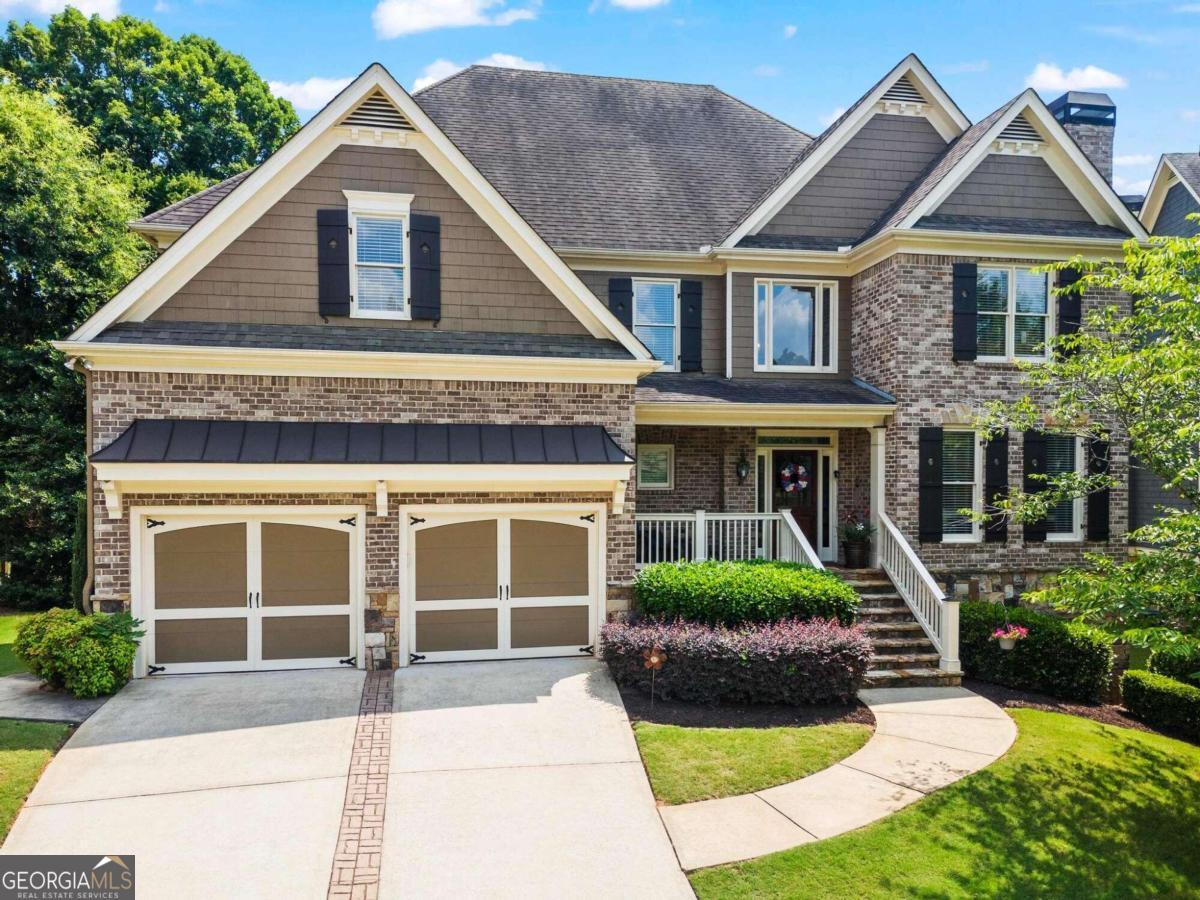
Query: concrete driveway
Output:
[[3, 669, 364, 900], [386, 658, 692, 899]]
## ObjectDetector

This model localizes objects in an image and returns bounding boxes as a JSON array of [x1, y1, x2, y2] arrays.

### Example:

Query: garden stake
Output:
[[643, 647, 666, 712]]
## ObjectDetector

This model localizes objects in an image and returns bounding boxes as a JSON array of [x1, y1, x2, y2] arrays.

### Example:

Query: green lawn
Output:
[[633, 722, 872, 806], [0, 719, 70, 841], [0, 614, 31, 678], [691, 709, 1200, 899]]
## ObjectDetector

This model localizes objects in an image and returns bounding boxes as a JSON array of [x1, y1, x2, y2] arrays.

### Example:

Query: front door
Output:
[[408, 511, 597, 663], [772, 450, 820, 549]]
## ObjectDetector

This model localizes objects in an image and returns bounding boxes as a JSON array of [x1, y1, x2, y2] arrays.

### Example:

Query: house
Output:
[[55, 54, 1145, 681]]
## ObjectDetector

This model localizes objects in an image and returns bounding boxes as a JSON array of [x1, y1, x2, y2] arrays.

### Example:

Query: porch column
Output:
[[869, 427, 886, 568]]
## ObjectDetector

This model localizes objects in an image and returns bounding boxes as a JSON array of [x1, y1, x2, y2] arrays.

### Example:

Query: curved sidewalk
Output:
[[659, 686, 1017, 871]]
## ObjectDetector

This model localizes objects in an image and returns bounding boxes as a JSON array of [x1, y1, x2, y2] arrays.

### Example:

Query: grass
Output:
[[0, 614, 32, 678], [691, 709, 1200, 899], [0, 719, 70, 841], [633, 721, 872, 805]]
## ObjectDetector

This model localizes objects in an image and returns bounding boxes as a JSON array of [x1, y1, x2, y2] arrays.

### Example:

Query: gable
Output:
[[932, 153, 1092, 223], [1152, 181, 1200, 237], [152, 144, 588, 336], [758, 114, 948, 241]]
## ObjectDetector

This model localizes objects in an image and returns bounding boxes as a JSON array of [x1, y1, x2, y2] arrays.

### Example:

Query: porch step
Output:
[[870, 636, 939, 652], [864, 667, 962, 688], [870, 652, 942, 671], [856, 594, 906, 610], [855, 606, 917, 624]]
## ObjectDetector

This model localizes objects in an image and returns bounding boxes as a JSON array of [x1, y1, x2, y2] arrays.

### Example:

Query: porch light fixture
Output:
[[735, 452, 751, 484]]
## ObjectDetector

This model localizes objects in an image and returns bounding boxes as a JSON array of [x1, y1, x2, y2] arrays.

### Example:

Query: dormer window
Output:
[[344, 190, 413, 320]]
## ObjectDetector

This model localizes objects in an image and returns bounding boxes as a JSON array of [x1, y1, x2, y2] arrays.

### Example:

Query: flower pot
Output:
[[998, 637, 1016, 651], [843, 540, 869, 569]]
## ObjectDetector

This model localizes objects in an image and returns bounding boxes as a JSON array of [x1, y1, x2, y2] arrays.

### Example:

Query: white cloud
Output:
[[818, 106, 846, 128], [1088, 24, 1170, 45], [268, 76, 354, 111], [372, 0, 538, 38], [941, 60, 989, 75], [412, 52, 548, 92], [1174, 2, 1200, 10], [1025, 63, 1128, 92], [1113, 153, 1155, 167], [152, 0, 169, 10], [1181, 109, 1200, 121], [0, 0, 119, 15], [606, 0, 669, 7], [1113, 174, 1150, 195], [753, 64, 781, 78], [782, 23, 797, 38]]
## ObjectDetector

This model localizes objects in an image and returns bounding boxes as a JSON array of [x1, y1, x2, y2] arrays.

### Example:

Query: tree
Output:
[[0, 78, 149, 608], [976, 226, 1200, 655], [0, 8, 299, 209]]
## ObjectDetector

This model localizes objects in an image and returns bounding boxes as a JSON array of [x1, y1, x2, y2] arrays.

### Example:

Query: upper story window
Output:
[[633, 278, 679, 371], [977, 266, 1052, 361], [942, 429, 982, 543], [754, 279, 837, 373], [345, 190, 413, 320], [1044, 434, 1083, 540]]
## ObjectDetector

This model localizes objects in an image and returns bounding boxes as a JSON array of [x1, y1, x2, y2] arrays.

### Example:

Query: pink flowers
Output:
[[992, 625, 1030, 642]]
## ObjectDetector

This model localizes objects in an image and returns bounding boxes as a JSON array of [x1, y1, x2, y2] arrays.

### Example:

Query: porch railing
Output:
[[877, 511, 961, 673], [634, 512, 823, 570]]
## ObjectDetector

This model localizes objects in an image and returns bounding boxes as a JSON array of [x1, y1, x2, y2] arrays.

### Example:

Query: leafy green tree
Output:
[[0, 7, 299, 209], [0, 78, 149, 608], [976, 225, 1200, 656]]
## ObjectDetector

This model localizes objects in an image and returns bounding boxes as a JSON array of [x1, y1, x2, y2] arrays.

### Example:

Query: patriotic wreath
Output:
[[779, 462, 809, 493]]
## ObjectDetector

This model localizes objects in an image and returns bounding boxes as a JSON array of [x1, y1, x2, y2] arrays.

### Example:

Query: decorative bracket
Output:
[[375, 481, 388, 518], [101, 481, 122, 518]]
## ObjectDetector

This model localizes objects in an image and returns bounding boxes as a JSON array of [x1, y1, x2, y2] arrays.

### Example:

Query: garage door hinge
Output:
[[409, 653, 426, 664], [338, 516, 357, 526], [409, 515, 426, 525], [339, 656, 356, 667], [579, 513, 595, 523], [146, 518, 165, 529], [147, 664, 165, 675], [579, 645, 594, 655]]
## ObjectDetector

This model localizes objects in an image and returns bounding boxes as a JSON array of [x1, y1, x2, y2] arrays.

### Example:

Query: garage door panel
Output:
[[262, 614, 351, 660], [415, 520, 498, 602], [155, 618, 248, 664], [509, 606, 589, 649], [261, 523, 350, 607], [154, 524, 247, 609], [510, 520, 589, 599], [415, 609, 498, 653]]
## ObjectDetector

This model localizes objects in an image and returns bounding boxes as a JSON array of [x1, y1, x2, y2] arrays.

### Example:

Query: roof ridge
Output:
[[707, 84, 813, 141], [451, 64, 721, 92]]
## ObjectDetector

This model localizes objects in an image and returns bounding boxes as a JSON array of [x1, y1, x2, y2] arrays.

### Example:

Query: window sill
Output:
[[350, 309, 411, 321], [974, 357, 1049, 366], [941, 536, 981, 545], [1045, 534, 1083, 543], [638, 484, 672, 491], [752, 366, 838, 375]]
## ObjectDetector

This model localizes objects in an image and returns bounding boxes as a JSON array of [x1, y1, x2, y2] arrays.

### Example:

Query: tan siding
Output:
[[153, 145, 589, 335], [730, 273, 852, 379], [934, 154, 1092, 222]]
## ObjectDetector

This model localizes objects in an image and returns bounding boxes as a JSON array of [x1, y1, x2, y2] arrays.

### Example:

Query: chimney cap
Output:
[[1048, 91, 1116, 126]]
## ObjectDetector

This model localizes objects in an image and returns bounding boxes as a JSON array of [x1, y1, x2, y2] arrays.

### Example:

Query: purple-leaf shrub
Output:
[[600, 616, 872, 705]]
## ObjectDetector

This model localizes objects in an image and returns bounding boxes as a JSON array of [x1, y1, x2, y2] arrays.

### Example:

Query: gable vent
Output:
[[339, 91, 413, 132], [998, 114, 1042, 142], [881, 74, 926, 104]]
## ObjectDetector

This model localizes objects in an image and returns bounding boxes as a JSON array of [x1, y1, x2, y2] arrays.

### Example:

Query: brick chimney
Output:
[[1048, 92, 1116, 184]]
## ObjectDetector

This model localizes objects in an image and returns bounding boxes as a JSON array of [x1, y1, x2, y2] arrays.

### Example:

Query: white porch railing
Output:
[[635, 512, 824, 570], [877, 511, 961, 673]]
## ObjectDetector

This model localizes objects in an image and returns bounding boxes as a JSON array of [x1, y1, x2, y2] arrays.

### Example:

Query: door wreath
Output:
[[779, 462, 809, 493]]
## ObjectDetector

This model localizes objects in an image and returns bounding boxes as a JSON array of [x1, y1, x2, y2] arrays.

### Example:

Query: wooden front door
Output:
[[772, 450, 820, 547]]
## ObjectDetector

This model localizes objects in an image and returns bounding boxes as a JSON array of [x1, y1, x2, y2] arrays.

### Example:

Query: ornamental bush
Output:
[[1150, 648, 1200, 688], [1122, 670, 1200, 742], [633, 560, 858, 626], [15, 608, 144, 698], [600, 616, 872, 705], [960, 602, 1114, 702]]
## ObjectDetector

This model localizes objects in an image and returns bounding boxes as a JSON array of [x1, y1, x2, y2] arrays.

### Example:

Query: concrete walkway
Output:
[[385, 658, 692, 899], [0, 673, 108, 723], [660, 686, 1017, 871]]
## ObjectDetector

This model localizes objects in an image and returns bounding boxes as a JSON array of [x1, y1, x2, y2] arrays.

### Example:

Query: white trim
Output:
[[345, 191, 414, 321], [752, 278, 838, 373], [974, 265, 1054, 363], [724, 268, 733, 378], [631, 277, 680, 372], [1140, 156, 1200, 234], [635, 401, 894, 428], [636, 444, 674, 491]]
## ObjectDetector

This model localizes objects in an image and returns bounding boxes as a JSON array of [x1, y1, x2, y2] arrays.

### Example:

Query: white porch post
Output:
[[694, 509, 707, 561], [869, 427, 886, 568]]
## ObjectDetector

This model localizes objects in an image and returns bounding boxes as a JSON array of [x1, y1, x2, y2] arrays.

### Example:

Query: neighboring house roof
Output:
[[636, 374, 895, 406], [92, 419, 633, 465], [1135, 152, 1200, 235], [1166, 153, 1200, 195], [412, 66, 812, 252], [133, 169, 255, 230], [95, 321, 633, 360]]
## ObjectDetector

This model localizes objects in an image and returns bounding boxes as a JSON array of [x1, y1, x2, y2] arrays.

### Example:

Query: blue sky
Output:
[[7, 0, 1200, 195]]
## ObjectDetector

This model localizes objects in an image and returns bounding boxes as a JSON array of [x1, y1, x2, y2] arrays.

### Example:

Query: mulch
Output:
[[962, 678, 1170, 738], [619, 684, 875, 730]]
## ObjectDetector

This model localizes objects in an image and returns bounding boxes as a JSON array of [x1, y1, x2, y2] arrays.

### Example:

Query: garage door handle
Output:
[[255, 591, 261, 608], [247, 591, 252, 608]]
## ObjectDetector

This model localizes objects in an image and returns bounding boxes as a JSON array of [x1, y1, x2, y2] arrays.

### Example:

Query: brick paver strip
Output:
[[328, 671, 393, 900]]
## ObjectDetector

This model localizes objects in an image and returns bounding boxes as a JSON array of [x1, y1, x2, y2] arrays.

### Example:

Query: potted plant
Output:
[[837, 512, 875, 569], [991, 624, 1029, 651]]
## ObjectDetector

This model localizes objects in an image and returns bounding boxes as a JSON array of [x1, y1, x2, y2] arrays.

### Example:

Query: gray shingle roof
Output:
[[636, 374, 894, 406], [1166, 153, 1200, 196], [92, 419, 632, 465], [734, 234, 848, 252], [95, 321, 633, 360], [134, 170, 255, 228], [914, 214, 1128, 239]]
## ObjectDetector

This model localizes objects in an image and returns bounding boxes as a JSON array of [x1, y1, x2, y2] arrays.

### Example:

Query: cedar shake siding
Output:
[[932, 154, 1092, 223], [151, 145, 589, 336], [1152, 182, 1200, 237], [730, 273, 852, 379], [758, 114, 948, 242]]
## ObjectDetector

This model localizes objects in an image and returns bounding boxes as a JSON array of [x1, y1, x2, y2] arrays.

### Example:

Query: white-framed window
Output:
[[637, 444, 674, 491], [344, 190, 414, 320], [754, 279, 838, 372], [942, 429, 983, 543], [1045, 434, 1084, 540], [976, 266, 1053, 362], [633, 278, 679, 371]]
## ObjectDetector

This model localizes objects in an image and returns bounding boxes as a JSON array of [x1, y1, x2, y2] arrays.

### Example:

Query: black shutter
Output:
[[952, 262, 978, 361], [1023, 430, 1048, 543], [317, 209, 350, 317], [1057, 268, 1082, 356], [409, 214, 441, 322], [1087, 437, 1111, 541], [983, 431, 1009, 543], [680, 280, 702, 372], [918, 427, 944, 542], [608, 278, 633, 330]]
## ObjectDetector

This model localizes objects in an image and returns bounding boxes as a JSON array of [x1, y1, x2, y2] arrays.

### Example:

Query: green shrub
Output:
[[960, 602, 1114, 702], [1122, 670, 1200, 742], [1150, 648, 1200, 688], [633, 560, 859, 626], [14, 608, 144, 698]]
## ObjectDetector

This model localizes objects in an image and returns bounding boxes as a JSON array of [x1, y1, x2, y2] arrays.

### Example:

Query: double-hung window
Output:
[[977, 266, 1052, 361], [633, 279, 679, 371], [345, 190, 413, 319], [1044, 435, 1083, 540], [754, 279, 837, 372], [942, 429, 982, 542]]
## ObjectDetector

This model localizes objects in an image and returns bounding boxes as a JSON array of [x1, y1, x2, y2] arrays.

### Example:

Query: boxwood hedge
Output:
[[960, 602, 1114, 703], [1122, 670, 1200, 742], [1149, 648, 1200, 688], [633, 559, 858, 626]]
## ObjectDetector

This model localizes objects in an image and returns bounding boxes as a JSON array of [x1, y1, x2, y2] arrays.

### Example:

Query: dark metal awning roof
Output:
[[92, 420, 632, 465]]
